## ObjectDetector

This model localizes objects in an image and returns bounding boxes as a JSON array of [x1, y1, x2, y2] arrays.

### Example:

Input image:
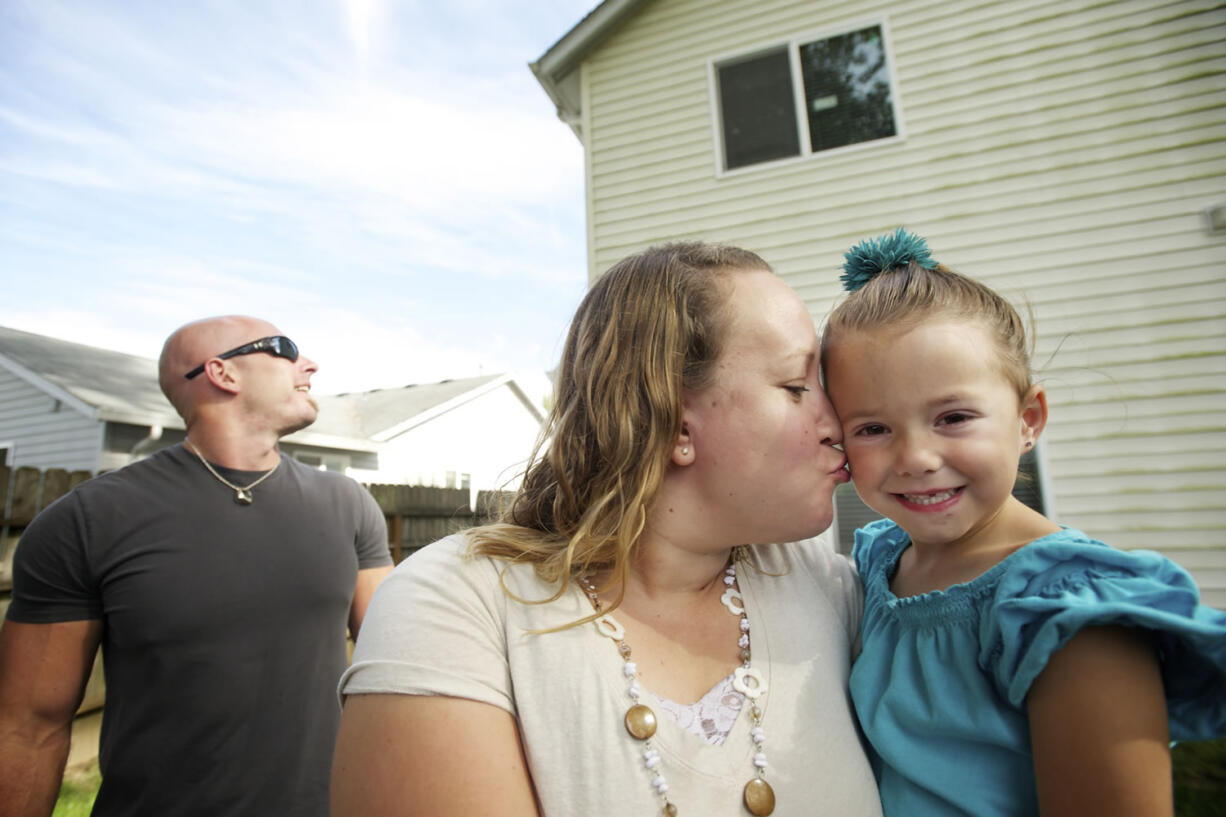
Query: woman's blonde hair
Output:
[[821, 260, 1034, 400], [469, 241, 771, 610]]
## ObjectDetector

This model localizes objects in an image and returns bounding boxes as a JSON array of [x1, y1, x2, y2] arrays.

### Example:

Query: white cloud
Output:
[[0, 290, 560, 400], [160, 85, 581, 204], [0, 0, 595, 401]]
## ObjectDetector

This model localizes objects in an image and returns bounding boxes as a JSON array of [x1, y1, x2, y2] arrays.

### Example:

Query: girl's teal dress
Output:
[[851, 519, 1226, 817]]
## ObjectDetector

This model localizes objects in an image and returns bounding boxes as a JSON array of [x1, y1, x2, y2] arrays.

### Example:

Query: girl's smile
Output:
[[894, 487, 963, 511], [824, 319, 1046, 555]]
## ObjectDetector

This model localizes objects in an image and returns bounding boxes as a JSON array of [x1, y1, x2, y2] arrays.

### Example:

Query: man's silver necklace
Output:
[[184, 439, 279, 505]]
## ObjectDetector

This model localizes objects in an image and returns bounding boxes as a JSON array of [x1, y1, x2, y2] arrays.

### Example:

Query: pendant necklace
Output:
[[185, 439, 279, 505], [580, 560, 775, 816]]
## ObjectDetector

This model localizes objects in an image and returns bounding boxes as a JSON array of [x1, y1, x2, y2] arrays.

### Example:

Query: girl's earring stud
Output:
[[681, 447, 690, 455]]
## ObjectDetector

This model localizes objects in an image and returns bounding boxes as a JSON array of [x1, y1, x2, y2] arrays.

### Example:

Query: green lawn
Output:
[[1173, 737, 1226, 817], [52, 764, 100, 817]]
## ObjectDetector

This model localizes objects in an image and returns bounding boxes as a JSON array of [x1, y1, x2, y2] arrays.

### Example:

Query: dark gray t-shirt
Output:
[[8, 443, 391, 817]]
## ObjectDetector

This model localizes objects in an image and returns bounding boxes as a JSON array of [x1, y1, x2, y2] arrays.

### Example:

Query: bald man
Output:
[[0, 317, 393, 817]]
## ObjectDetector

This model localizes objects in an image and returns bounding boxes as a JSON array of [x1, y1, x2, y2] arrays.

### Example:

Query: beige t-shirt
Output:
[[340, 532, 883, 817]]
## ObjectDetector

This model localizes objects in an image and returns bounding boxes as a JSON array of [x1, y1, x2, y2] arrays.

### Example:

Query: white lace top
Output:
[[656, 674, 744, 745]]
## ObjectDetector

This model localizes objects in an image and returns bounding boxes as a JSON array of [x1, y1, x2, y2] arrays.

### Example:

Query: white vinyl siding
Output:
[[574, 0, 1226, 604], [0, 367, 103, 471]]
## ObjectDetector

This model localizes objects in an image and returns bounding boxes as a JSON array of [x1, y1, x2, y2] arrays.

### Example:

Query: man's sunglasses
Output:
[[184, 336, 300, 380]]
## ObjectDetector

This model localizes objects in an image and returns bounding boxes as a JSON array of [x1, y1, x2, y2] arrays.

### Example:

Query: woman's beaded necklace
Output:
[[579, 561, 775, 816]]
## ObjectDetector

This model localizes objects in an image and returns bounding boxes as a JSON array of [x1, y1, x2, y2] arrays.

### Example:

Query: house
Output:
[[0, 325, 378, 472], [316, 374, 546, 504], [0, 327, 545, 504], [532, 0, 1226, 604]]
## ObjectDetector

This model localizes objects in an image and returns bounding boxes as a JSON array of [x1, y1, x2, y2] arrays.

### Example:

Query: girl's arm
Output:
[[1027, 625, 1172, 817], [330, 693, 541, 817]]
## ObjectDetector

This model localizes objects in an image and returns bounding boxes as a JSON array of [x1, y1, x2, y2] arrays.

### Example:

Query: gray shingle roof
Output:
[[0, 326, 536, 451], [0, 325, 178, 426], [313, 375, 508, 439]]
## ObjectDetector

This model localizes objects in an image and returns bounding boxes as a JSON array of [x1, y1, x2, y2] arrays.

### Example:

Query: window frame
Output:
[[707, 15, 906, 177]]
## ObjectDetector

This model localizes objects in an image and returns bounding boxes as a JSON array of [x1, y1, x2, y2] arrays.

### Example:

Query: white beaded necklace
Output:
[[580, 560, 775, 816]]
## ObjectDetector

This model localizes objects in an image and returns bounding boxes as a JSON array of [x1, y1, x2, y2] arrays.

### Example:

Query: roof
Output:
[[529, 0, 650, 139], [0, 325, 375, 451], [314, 374, 545, 441], [0, 326, 543, 452], [0, 325, 179, 427]]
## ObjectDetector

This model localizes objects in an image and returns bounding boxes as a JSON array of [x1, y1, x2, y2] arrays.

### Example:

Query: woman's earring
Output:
[[1024, 441, 1033, 449], [681, 447, 690, 455]]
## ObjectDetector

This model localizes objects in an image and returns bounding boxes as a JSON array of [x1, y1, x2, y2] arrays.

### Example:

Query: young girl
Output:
[[820, 229, 1226, 817]]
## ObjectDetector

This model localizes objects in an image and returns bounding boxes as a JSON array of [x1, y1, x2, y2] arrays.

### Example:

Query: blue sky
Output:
[[0, 0, 597, 399]]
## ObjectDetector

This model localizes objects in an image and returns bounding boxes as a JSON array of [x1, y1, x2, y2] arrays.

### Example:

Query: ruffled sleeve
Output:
[[853, 519, 908, 586], [981, 530, 1226, 741]]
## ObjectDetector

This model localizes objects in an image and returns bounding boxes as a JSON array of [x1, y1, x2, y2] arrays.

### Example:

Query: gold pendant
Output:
[[743, 777, 775, 816], [235, 489, 254, 504], [624, 704, 657, 740]]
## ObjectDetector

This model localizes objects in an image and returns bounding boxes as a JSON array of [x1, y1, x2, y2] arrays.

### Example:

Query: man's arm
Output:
[[0, 618, 103, 817], [348, 566, 392, 639]]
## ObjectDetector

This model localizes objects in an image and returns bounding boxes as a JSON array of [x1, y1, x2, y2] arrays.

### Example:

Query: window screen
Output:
[[800, 25, 897, 153], [717, 48, 800, 170]]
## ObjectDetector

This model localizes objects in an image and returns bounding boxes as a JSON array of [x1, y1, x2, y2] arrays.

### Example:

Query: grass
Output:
[[1173, 737, 1226, 817], [52, 763, 100, 817], [53, 738, 1226, 814]]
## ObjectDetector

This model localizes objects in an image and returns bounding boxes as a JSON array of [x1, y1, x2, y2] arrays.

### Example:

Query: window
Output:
[[295, 454, 323, 469], [717, 48, 800, 170], [712, 21, 901, 172]]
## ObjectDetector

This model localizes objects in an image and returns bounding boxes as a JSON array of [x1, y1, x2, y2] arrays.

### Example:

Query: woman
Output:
[[331, 242, 882, 816]]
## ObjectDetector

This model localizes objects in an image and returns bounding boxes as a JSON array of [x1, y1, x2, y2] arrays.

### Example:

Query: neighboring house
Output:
[[0, 325, 378, 472], [0, 328, 545, 504], [532, 0, 1226, 604], [318, 374, 546, 504]]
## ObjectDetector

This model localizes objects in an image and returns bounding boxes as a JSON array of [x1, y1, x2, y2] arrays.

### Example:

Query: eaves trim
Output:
[[373, 374, 517, 442], [0, 353, 99, 420]]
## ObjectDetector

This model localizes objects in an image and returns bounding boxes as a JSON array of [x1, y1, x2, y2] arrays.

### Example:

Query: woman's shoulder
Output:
[[394, 531, 486, 578], [752, 530, 865, 640], [756, 529, 857, 586], [344, 531, 525, 711], [373, 532, 540, 622]]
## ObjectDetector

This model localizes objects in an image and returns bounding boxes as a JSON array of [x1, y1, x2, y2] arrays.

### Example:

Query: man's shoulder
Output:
[[281, 455, 360, 491], [68, 445, 189, 501], [280, 456, 380, 508], [18, 447, 191, 563]]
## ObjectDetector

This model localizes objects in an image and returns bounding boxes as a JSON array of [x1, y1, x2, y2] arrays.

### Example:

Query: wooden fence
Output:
[[0, 464, 508, 589]]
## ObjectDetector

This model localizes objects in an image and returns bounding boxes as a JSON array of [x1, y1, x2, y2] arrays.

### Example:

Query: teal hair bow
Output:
[[840, 228, 938, 292]]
